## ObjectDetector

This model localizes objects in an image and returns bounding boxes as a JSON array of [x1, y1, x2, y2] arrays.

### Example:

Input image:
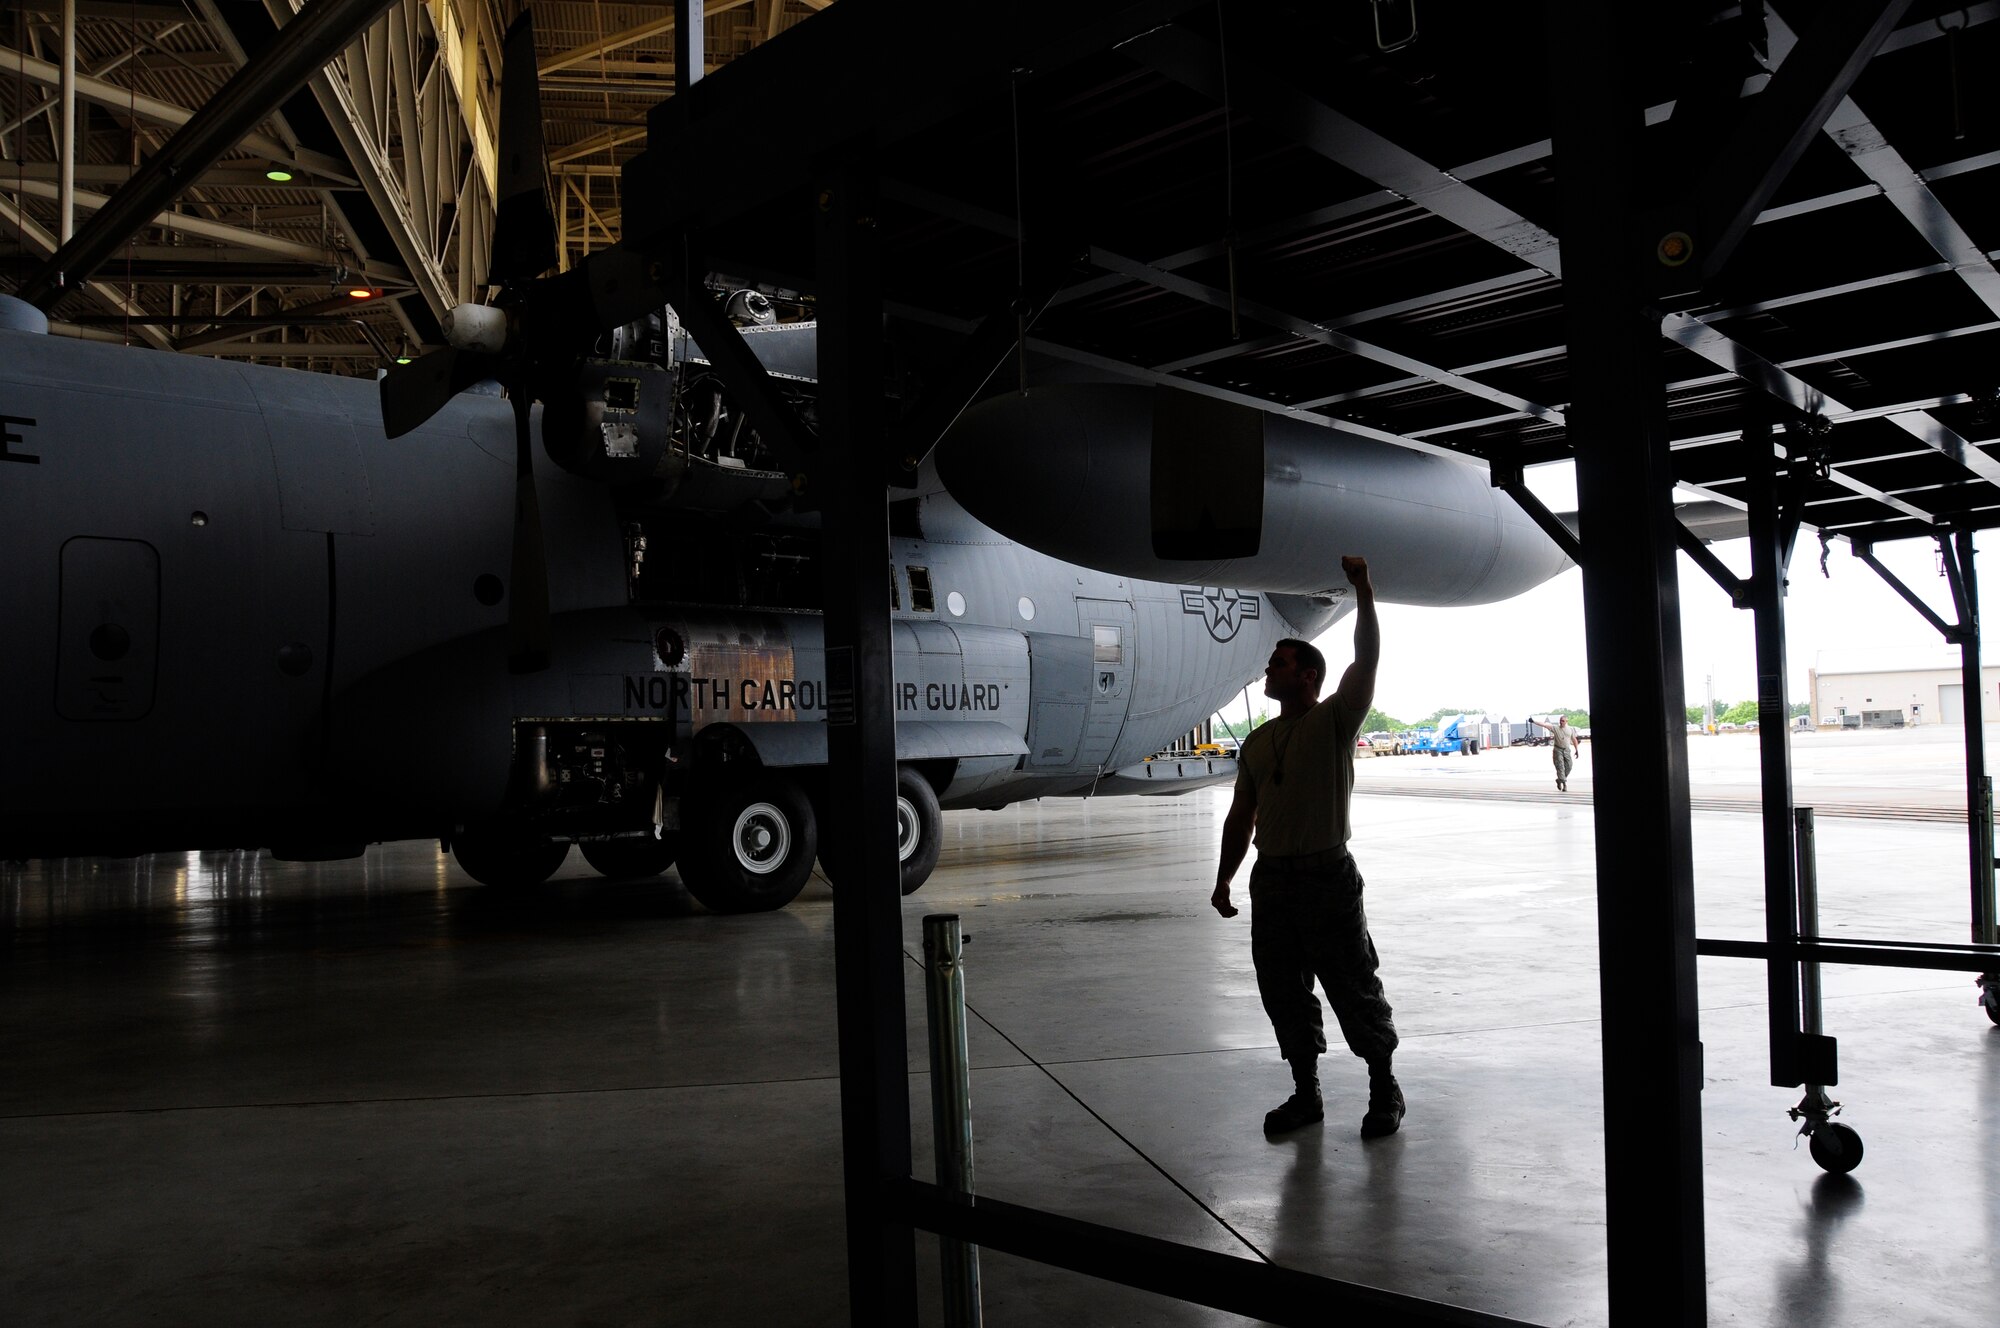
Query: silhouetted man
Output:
[[1212, 556, 1403, 1139]]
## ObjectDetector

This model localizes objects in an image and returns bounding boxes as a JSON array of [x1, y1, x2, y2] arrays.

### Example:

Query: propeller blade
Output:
[[506, 388, 553, 674], [380, 345, 501, 438], [489, 12, 557, 285]]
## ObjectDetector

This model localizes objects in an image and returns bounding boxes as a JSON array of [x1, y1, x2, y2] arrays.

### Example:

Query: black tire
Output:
[[580, 834, 678, 879], [893, 767, 944, 896], [679, 775, 817, 913], [1982, 981, 1999, 1026], [1808, 1122, 1864, 1175], [817, 767, 945, 896], [451, 823, 570, 889]]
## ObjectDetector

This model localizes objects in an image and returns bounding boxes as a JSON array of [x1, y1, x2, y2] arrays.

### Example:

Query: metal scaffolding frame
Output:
[[608, 1, 2000, 1322]]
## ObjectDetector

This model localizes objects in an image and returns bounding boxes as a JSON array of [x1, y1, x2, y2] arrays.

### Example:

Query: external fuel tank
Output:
[[936, 383, 1572, 606]]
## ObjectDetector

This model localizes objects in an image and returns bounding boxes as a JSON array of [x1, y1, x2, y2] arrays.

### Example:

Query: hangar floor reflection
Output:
[[4, 738, 1995, 1325]]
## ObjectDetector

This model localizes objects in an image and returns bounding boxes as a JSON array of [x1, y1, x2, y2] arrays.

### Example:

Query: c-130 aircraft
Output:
[[0, 17, 1575, 914]]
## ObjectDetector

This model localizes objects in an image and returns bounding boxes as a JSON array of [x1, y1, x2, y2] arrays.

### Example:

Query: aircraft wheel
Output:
[[580, 835, 678, 879], [1981, 980, 1999, 1026], [679, 775, 817, 913], [1808, 1123, 1864, 1175], [893, 767, 944, 895], [451, 823, 570, 889], [817, 767, 945, 896]]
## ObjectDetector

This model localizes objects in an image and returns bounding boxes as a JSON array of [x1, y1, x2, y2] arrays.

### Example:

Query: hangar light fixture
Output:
[[265, 168, 294, 183]]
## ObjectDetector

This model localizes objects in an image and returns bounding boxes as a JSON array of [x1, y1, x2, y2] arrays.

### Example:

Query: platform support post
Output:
[[1944, 531, 1997, 949], [924, 914, 983, 1327], [1550, 5, 1707, 1322], [817, 144, 920, 1326], [1747, 424, 1804, 1087]]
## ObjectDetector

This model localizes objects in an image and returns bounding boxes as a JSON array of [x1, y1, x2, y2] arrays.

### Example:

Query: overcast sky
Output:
[[1216, 461, 1999, 729]]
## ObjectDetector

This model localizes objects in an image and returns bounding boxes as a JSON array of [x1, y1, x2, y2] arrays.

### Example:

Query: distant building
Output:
[[1808, 648, 2000, 727]]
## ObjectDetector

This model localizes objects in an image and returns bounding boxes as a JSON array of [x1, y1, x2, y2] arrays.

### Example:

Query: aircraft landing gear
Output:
[[580, 834, 679, 880], [449, 822, 571, 889], [1979, 973, 1999, 1026], [678, 774, 817, 913], [817, 766, 943, 896], [1790, 1089, 1863, 1175]]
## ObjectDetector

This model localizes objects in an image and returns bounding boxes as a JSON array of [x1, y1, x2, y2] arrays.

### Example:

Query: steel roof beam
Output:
[[621, 0, 1212, 240], [537, 1, 752, 76], [1661, 0, 1913, 291], [257, 0, 458, 322], [898, 297, 1485, 465], [1126, 25, 1564, 278], [0, 192, 172, 348], [187, 0, 423, 350], [1089, 245, 1565, 424], [1767, 7, 2000, 321], [1, 176, 371, 265], [1448, 3, 2000, 183], [0, 40, 355, 182], [0, 159, 354, 189], [16, 0, 400, 308]]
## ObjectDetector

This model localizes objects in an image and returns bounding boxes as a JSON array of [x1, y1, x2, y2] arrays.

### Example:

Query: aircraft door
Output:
[[1075, 597, 1135, 773], [1023, 633, 1091, 768]]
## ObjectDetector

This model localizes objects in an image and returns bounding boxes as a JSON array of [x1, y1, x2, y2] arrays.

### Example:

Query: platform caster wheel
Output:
[[1808, 1122, 1864, 1175], [580, 835, 678, 879]]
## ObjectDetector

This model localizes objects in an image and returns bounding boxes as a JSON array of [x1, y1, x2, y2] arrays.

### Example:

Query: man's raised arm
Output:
[[1333, 555, 1378, 712]]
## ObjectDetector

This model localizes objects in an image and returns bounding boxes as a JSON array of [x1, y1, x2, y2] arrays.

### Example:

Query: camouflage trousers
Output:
[[1554, 746, 1574, 781], [1249, 846, 1399, 1066]]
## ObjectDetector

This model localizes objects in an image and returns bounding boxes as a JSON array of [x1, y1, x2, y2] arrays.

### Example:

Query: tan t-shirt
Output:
[[1234, 686, 1369, 857]]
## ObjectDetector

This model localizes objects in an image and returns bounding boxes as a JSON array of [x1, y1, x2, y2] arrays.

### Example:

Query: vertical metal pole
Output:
[[58, 0, 76, 245], [923, 915, 983, 1327], [1550, 5, 1707, 1322], [1747, 424, 1802, 1087], [1795, 808, 1822, 1040], [1951, 531, 1996, 947], [817, 148, 919, 1326], [676, 0, 706, 91]]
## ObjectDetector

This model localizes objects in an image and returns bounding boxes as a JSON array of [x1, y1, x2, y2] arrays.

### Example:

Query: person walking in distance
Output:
[[1211, 556, 1403, 1139], [1530, 715, 1579, 791]]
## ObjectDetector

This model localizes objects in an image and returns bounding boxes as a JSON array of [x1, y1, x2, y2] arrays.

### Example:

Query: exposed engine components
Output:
[[508, 722, 670, 843], [725, 289, 778, 325], [539, 356, 677, 482]]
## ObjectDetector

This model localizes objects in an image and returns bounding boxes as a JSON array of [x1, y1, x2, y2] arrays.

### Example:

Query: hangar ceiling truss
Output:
[[0, 0, 822, 365]]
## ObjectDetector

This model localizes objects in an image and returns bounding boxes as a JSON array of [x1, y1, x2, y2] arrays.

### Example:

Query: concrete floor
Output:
[[3, 728, 1996, 1326]]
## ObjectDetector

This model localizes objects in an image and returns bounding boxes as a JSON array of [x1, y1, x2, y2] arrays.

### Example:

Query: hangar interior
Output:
[[6, 2, 2000, 1326]]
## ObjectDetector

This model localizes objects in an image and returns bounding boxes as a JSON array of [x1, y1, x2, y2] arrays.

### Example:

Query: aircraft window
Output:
[[1018, 596, 1035, 622], [946, 591, 965, 617], [908, 566, 935, 612], [1093, 625, 1122, 663], [890, 564, 901, 611]]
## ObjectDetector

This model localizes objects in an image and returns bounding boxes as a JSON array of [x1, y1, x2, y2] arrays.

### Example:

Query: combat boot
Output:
[[1361, 1061, 1405, 1139], [1264, 1059, 1323, 1136]]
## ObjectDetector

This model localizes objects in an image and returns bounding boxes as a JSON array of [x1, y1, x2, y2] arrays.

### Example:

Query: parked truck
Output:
[[1413, 714, 1484, 756]]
